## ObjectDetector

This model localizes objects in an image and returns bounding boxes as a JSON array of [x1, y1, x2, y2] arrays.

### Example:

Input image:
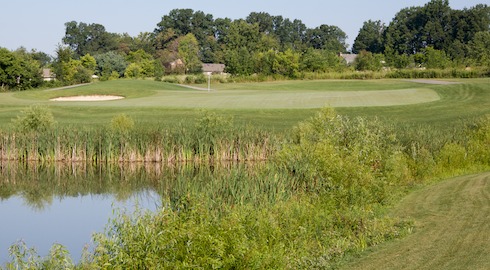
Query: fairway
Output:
[[0, 78, 488, 132], [98, 88, 438, 109], [343, 172, 490, 270], [5, 79, 439, 109]]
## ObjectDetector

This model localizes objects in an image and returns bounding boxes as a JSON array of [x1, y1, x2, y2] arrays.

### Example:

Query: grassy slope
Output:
[[1, 78, 489, 133], [342, 172, 490, 270], [338, 79, 490, 125]]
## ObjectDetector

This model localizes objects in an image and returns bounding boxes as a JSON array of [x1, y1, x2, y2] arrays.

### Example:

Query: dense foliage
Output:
[[2, 107, 490, 268], [2, 0, 488, 90], [0, 48, 43, 91]]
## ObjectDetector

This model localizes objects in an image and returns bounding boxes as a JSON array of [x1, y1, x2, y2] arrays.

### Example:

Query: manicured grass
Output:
[[11, 79, 438, 109], [206, 79, 445, 91], [342, 172, 490, 270], [0, 78, 489, 133]]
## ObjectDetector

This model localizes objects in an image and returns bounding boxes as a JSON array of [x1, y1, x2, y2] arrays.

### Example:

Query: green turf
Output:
[[10, 79, 438, 109], [0, 78, 489, 133], [342, 172, 490, 270]]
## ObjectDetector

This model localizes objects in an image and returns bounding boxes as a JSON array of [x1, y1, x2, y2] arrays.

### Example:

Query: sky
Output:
[[0, 0, 487, 56]]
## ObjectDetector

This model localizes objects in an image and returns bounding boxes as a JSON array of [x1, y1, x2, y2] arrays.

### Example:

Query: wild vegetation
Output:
[[2, 110, 276, 163], [2, 79, 490, 268], [1, 0, 490, 268]]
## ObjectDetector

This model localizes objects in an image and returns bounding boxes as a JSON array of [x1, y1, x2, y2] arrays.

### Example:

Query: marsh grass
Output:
[[2, 78, 490, 269], [0, 112, 278, 163], [83, 110, 490, 269], [6, 109, 489, 269]]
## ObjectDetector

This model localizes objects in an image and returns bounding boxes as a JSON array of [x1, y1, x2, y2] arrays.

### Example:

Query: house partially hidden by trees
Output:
[[202, 64, 226, 75], [339, 53, 358, 65], [41, 68, 56, 81], [166, 59, 185, 74]]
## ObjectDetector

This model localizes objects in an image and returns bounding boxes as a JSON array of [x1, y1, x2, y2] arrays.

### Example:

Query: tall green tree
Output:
[[246, 12, 274, 34], [155, 9, 215, 55], [421, 0, 452, 51], [214, 17, 232, 42], [0, 48, 42, 90], [52, 45, 73, 82], [126, 49, 157, 77], [306, 25, 347, 52], [275, 18, 307, 50], [450, 5, 490, 45], [178, 34, 202, 73], [80, 54, 97, 73], [224, 47, 254, 75], [63, 21, 118, 57], [468, 31, 490, 67], [353, 20, 385, 54], [384, 6, 425, 55], [223, 19, 261, 51], [383, 0, 489, 58], [94, 51, 128, 79]]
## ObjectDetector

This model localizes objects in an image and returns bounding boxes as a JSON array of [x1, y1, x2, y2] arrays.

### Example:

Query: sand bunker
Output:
[[50, 95, 124, 101]]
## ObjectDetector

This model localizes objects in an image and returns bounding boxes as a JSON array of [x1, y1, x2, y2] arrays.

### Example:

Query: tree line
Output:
[[1, 0, 489, 90], [353, 0, 490, 68]]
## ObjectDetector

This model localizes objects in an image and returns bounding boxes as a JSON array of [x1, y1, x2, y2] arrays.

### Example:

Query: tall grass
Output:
[[0, 112, 278, 164], [3, 108, 490, 269], [82, 109, 490, 269]]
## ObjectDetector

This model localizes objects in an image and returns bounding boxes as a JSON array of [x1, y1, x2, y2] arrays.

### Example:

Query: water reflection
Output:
[[0, 162, 165, 263], [0, 161, 268, 264]]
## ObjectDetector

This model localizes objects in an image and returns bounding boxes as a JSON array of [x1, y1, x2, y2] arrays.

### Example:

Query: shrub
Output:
[[11, 105, 56, 133], [276, 107, 407, 205], [110, 114, 135, 134]]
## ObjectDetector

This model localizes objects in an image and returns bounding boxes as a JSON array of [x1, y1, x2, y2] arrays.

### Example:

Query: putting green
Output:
[[108, 88, 440, 109], [4, 87, 440, 109], [5, 81, 440, 109]]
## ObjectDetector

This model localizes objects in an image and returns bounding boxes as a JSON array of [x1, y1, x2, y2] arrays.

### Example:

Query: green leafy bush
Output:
[[11, 105, 56, 133], [110, 113, 135, 134], [276, 107, 410, 204]]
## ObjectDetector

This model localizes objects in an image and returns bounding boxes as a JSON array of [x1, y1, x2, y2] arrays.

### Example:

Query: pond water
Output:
[[0, 162, 168, 264], [0, 161, 264, 265], [0, 191, 160, 264]]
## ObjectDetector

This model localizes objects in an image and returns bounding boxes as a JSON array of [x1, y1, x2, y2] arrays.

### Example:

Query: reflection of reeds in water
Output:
[[0, 160, 286, 211]]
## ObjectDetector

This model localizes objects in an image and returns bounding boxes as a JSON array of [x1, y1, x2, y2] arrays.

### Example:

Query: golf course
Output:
[[1, 78, 489, 268], [1, 78, 486, 128]]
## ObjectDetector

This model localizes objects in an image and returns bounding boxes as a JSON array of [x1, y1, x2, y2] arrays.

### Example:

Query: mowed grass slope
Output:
[[342, 172, 490, 270], [11, 79, 438, 109], [0, 78, 489, 132], [338, 79, 490, 127]]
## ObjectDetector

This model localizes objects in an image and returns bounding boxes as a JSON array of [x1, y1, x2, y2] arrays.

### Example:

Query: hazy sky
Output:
[[0, 0, 486, 55]]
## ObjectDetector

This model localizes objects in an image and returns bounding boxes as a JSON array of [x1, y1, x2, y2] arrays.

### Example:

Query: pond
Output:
[[0, 162, 164, 264], [0, 161, 267, 264]]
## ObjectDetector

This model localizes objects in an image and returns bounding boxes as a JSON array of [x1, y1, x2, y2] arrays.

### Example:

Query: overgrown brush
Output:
[[4, 109, 490, 269], [167, 67, 490, 85], [0, 111, 278, 163]]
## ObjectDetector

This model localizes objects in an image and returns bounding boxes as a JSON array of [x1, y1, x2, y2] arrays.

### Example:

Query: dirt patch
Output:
[[50, 95, 124, 101]]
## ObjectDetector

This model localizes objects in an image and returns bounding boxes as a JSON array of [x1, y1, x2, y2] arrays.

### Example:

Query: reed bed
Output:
[[0, 126, 279, 164]]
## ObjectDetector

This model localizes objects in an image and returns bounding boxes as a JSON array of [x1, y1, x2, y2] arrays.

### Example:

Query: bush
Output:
[[11, 105, 56, 133], [276, 107, 408, 205], [110, 114, 134, 134]]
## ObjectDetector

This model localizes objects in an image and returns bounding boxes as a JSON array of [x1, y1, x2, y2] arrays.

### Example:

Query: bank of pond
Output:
[[1, 108, 490, 269]]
